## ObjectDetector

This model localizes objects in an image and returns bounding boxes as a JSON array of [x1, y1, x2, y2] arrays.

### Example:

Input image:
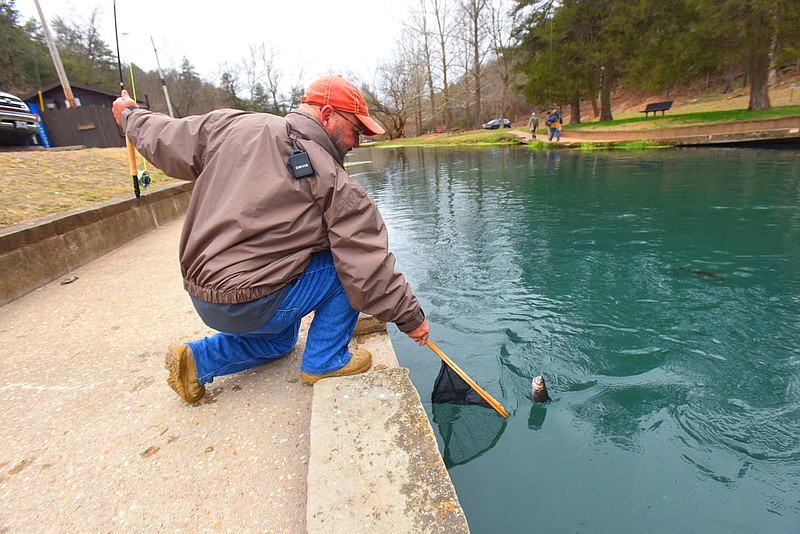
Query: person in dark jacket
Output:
[[112, 75, 429, 402], [545, 109, 562, 142]]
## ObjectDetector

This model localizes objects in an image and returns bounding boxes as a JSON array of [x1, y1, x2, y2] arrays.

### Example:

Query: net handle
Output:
[[426, 340, 509, 418]]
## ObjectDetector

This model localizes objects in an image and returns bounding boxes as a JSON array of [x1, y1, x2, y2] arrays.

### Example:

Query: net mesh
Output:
[[430, 360, 492, 409], [430, 360, 508, 466], [432, 402, 507, 467]]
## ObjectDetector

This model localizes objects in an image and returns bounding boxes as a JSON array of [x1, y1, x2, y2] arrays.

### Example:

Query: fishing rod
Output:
[[113, 0, 140, 198], [129, 64, 150, 190]]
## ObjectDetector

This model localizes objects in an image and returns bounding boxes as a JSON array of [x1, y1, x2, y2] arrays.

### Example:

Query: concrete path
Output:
[[1, 218, 316, 531]]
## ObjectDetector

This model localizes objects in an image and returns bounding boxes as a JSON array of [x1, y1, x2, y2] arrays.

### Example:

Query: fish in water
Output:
[[532, 375, 551, 403], [673, 267, 725, 281]]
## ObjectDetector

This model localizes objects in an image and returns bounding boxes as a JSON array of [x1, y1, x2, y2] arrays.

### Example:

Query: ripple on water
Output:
[[673, 402, 800, 464], [570, 381, 689, 452]]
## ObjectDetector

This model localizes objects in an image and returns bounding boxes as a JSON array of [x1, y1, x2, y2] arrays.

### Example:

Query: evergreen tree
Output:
[[219, 70, 242, 110], [623, 0, 717, 95], [692, 0, 800, 111], [0, 0, 37, 92], [513, 0, 625, 122], [173, 57, 203, 116], [250, 82, 270, 113]]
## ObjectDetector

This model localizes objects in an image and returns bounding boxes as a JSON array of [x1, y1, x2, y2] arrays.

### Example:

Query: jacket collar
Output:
[[285, 111, 346, 166]]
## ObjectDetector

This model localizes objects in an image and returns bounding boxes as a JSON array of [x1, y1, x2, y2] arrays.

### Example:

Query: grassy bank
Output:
[[577, 140, 673, 150], [0, 148, 181, 229], [375, 129, 521, 147], [568, 104, 800, 132]]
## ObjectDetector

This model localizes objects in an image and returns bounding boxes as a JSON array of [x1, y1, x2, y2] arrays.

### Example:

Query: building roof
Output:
[[19, 81, 121, 101]]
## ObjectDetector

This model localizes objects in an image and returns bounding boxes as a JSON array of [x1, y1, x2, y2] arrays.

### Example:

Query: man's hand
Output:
[[406, 319, 430, 346], [112, 89, 137, 127]]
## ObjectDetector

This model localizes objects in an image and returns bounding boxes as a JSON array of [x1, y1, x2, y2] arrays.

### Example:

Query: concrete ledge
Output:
[[0, 182, 192, 306], [658, 127, 800, 146], [307, 367, 469, 533]]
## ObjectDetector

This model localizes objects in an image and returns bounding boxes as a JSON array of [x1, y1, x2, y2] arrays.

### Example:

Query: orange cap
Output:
[[301, 75, 385, 136]]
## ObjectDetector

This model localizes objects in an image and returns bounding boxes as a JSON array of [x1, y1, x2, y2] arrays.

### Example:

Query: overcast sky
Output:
[[16, 0, 414, 87]]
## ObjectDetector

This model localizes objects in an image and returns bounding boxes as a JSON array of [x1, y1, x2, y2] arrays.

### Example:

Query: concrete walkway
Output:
[[0, 217, 466, 532]]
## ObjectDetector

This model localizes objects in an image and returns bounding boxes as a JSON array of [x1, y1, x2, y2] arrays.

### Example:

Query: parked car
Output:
[[481, 118, 512, 130], [0, 91, 40, 146]]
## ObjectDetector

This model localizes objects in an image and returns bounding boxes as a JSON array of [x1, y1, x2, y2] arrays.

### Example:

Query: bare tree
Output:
[[286, 69, 306, 111], [396, 27, 429, 136], [452, 32, 473, 127], [432, 0, 455, 130], [367, 26, 441, 139], [488, 0, 519, 122], [367, 57, 413, 139], [241, 43, 295, 113], [241, 44, 265, 111], [261, 45, 283, 113], [460, 0, 489, 128], [405, 0, 439, 132]]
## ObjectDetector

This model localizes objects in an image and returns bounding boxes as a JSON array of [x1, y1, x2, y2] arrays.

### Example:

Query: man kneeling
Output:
[[112, 75, 429, 402]]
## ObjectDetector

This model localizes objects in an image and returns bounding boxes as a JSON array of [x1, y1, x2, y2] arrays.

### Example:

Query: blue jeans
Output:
[[549, 127, 560, 141], [187, 250, 359, 385]]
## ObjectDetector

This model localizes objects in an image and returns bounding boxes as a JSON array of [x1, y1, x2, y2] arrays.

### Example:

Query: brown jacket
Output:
[[121, 108, 424, 332]]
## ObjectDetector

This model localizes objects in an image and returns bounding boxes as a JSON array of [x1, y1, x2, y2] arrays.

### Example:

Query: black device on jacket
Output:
[[288, 136, 314, 178]]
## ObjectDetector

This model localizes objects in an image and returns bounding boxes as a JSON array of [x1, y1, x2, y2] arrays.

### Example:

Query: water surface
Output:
[[351, 146, 800, 533]]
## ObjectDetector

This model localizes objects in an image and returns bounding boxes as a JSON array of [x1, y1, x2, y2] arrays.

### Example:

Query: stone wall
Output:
[[0, 182, 192, 306]]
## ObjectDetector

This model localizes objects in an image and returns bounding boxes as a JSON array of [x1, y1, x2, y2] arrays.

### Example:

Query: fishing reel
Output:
[[138, 169, 151, 190]]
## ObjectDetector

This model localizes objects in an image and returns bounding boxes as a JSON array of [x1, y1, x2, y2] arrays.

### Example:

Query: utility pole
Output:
[[151, 36, 175, 117], [33, 0, 76, 108]]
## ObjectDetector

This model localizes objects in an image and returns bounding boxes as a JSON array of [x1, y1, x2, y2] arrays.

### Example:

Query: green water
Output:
[[352, 146, 800, 533]]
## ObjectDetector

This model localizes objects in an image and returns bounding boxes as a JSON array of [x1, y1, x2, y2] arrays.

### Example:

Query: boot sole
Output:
[[301, 354, 372, 385], [165, 348, 205, 402]]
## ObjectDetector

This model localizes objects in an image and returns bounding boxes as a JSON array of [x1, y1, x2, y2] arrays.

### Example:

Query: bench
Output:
[[641, 101, 673, 117]]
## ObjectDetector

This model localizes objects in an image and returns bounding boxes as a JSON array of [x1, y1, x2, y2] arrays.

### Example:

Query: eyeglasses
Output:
[[333, 109, 363, 137]]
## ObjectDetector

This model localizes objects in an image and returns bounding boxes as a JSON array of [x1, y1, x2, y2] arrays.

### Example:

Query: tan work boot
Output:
[[164, 344, 205, 402], [301, 349, 373, 385]]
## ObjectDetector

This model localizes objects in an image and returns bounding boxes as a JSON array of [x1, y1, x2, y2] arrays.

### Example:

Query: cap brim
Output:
[[355, 113, 385, 136]]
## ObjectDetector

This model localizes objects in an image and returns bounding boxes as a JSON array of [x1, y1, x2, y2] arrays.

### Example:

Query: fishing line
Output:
[[548, 7, 553, 106], [113, 0, 141, 198]]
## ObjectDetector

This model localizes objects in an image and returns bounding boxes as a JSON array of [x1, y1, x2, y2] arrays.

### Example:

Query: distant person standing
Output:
[[529, 111, 539, 139], [546, 109, 562, 142]]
